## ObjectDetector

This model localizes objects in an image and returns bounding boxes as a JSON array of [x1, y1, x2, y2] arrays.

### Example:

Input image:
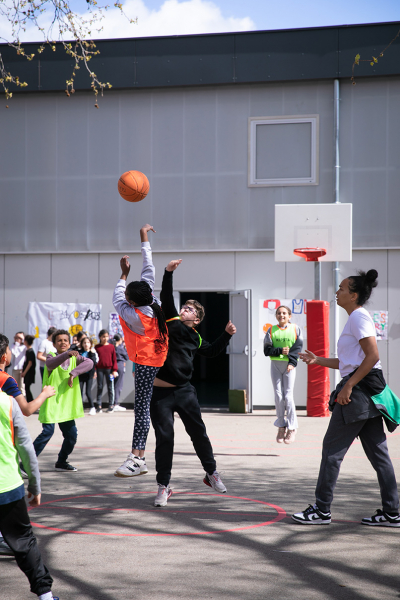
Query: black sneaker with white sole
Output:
[[361, 509, 400, 527], [292, 503, 331, 525], [55, 462, 78, 472]]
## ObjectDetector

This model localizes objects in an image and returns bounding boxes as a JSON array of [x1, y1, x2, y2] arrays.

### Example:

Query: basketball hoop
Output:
[[293, 247, 327, 262]]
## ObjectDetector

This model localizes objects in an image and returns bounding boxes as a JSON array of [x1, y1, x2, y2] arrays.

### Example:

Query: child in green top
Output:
[[32, 329, 93, 473]]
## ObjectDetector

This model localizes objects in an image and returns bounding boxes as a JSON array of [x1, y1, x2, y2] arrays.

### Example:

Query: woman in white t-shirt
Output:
[[292, 269, 400, 528]]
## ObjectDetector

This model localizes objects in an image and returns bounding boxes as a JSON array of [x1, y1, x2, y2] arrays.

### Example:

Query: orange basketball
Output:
[[118, 170, 150, 203]]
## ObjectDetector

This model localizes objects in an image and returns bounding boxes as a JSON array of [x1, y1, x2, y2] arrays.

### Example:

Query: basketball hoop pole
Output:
[[314, 263, 321, 300], [293, 248, 326, 300]]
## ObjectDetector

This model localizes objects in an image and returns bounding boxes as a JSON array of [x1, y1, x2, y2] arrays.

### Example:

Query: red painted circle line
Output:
[[29, 491, 287, 537]]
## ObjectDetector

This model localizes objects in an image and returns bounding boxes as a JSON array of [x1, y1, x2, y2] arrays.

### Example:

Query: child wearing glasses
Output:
[[150, 259, 236, 507], [112, 225, 168, 478]]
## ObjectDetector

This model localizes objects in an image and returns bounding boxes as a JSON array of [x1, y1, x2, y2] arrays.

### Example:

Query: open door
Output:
[[228, 290, 252, 412]]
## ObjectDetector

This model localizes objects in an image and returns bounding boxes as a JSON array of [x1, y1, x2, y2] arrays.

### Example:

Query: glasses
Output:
[[181, 305, 197, 316]]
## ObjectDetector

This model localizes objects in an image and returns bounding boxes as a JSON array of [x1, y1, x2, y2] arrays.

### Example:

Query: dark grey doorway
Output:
[[180, 291, 229, 408]]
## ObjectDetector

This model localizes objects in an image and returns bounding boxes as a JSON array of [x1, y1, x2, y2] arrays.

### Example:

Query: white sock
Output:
[[38, 592, 53, 600]]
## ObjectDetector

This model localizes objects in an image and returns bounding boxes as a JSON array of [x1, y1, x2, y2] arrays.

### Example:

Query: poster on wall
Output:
[[259, 298, 311, 340], [369, 310, 388, 341], [109, 312, 124, 338], [28, 302, 102, 350]]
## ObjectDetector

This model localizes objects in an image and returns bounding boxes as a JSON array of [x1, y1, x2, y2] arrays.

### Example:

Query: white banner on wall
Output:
[[109, 312, 124, 338], [259, 298, 311, 340], [28, 302, 102, 350]]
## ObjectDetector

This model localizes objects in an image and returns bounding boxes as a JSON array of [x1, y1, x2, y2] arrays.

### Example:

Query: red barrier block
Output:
[[306, 301, 330, 417]]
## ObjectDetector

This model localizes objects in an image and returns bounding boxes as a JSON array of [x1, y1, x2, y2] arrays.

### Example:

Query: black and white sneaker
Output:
[[362, 509, 400, 528], [55, 462, 78, 472], [114, 453, 148, 477], [292, 503, 331, 525]]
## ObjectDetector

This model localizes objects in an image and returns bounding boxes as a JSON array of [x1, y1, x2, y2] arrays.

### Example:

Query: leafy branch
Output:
[[0, 0, 137, 107], [351, 27, 400, 85]]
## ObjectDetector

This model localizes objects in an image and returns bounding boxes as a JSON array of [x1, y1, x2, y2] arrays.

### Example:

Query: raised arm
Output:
[[160, 260, 182, 320], [197, 322, 236, 358], [140, 225, 156, 290]]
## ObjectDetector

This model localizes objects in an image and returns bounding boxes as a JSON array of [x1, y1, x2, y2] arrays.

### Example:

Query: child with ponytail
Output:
[[112, 224, 168, 478]]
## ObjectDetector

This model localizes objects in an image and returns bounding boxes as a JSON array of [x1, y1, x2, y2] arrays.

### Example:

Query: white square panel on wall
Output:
[[248, 115, 319, 187]]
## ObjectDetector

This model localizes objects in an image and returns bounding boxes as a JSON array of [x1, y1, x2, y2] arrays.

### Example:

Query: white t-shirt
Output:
[[38, 338, 56, 356], [337, 307, 381, 377]]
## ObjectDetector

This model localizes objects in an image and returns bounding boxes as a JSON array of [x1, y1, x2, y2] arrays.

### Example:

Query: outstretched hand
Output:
[[140, 224, 156, 242], [166, 259, 182, 272], [225, 321, 237, 335], [120, 255, 131, 278], [299, 350, 318, 364]]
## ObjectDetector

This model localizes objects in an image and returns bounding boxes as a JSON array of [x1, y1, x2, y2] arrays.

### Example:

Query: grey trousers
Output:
[[315, 404, 399, 513], [270, 360, 298, 430]]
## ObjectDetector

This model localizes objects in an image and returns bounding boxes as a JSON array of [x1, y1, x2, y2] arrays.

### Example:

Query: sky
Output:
[[0, 0, 399, 42]]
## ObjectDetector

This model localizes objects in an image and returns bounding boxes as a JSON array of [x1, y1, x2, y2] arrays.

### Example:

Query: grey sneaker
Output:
[[114, 453, 148, 477], [154, 484, 172, 507], [292, 504, 331, 525], [203, 471, 227, 493], [362, 509, 400, 527]]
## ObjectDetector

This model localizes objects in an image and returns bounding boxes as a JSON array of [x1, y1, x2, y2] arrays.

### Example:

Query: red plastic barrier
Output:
[[306, 301, 330, 417]]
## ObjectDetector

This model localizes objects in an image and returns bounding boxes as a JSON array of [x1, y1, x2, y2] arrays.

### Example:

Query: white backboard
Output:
[[275, 204, 352, 262]]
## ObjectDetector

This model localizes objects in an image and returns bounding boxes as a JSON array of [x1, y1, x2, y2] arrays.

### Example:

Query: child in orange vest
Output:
[[112, 224, 168, 477]]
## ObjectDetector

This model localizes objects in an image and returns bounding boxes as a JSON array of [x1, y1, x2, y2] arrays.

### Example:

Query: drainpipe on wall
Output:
[[333, 79, 340, 386]]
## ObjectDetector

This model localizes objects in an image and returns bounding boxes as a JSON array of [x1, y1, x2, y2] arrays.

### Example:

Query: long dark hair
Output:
[[126, 281, 168, 353], [348, 269, 378, 306]]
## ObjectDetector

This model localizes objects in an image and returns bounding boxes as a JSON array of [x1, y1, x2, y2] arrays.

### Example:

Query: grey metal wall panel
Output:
[[340, 78, 400, 248], [26, 180, 58, 251], [0, 180, 27, 252], [149, 175, 184, 250], [183, 175, 216, 249], [4, 254, 51, 342], [51, 254, 99, 303], [184, 89, 217, 174], [26, 98, 57, 177], [57, 98, 89, 177], [57, 179, 89, 251], [1, 77, 399, 254]]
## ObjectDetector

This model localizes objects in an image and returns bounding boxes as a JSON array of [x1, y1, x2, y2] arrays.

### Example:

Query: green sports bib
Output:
[[39, 353, 84, 424], [270, 324, 297, 362]]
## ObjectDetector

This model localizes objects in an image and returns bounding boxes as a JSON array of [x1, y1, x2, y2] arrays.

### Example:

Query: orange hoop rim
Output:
[[293, 247, 327, 262]]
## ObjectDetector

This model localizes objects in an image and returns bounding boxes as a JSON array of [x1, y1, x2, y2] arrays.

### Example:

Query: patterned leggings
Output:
[[132, 364, 159, 450]]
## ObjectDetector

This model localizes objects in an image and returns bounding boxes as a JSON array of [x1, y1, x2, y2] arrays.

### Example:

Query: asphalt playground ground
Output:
[[2, 407, 400, 600]]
